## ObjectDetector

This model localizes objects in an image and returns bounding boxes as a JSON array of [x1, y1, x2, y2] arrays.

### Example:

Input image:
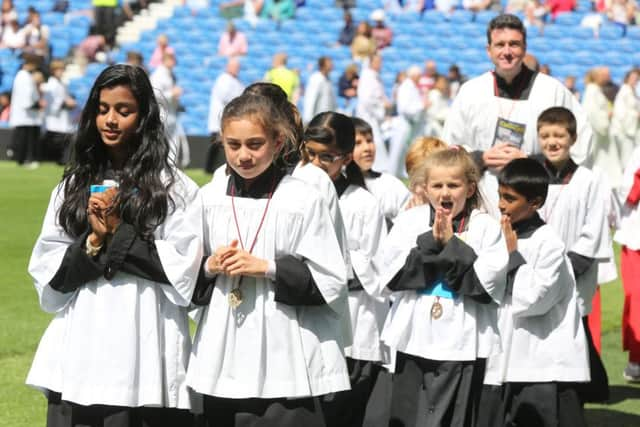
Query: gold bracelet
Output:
[[85, 237, 103, 257]]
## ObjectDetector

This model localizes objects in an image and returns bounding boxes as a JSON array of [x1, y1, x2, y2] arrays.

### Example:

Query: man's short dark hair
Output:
[[537, 106, 577, 140], [486, 14, 527, 45], [498, 158, 549, 205], [318, 56, 331, 70], [351, 117, 373, 135]]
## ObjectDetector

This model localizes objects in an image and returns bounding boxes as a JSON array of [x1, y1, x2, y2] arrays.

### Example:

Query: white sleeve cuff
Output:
[[265, 259, 276, 281]]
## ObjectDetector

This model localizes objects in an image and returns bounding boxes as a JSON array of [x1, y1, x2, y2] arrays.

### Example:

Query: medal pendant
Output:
[[431, 301, 443, 320], [229, 288, 243, 308]]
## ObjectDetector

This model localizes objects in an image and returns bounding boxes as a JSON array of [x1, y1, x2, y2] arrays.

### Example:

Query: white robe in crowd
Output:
[[583, 83, 614, 186], [150, 65, 187, 165], [207, 71, 245, 134], [424, 88, 449, 138], [442, 71, 594, 218], [340, 184, 388, 362], [43, 76, 74, 134], [364, 172, 411, 225], [389, 78, 425, 177], [187, 174, 351, 399], [26, 171, 203, 409], [380, 206, 508, 362], [302, 71, 337, 124], [9, 68, 41, 127], [484, 225, 590, 386], [538, 166, 611, 316], [614, 146, 640, 251], [609, 83, 640, 189], [357, 67, 389, 172]]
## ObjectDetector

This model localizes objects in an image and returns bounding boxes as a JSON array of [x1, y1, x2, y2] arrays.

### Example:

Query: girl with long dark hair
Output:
[[26, 64, 203, 427]]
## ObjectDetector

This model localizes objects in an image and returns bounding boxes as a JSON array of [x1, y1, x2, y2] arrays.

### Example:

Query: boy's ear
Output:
[[530, 196, 544, 210], [343, 153, 353, 166]]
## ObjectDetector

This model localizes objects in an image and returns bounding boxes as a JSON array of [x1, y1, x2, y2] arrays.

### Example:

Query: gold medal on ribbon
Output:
[[431, 300, 443, 320], [229, 288, 243, 309]]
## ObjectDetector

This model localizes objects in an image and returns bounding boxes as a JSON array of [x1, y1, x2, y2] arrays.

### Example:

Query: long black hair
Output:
[[304, 111, 366, 189], [58, 64, 175, 239]]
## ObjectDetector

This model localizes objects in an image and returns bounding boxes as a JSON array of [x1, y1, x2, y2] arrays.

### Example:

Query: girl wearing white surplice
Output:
[[187, 93, 351, 427], [301, 112, 388, 427], [380, 148, 508, 427], [26, 65, 203, 427]]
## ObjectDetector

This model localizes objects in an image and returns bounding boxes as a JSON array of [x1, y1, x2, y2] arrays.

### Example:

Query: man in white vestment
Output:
[[442, 13, 593, 217], [356, 54, 391, 172], [303, 56, 337, 124]]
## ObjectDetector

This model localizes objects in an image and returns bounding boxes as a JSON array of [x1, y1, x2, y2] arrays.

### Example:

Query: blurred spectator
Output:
[[505, 0, 528, 12], [122, 0, 150, 20], [92, 0, 118, 47], [447, 64, 465, 99], [338, 10, 356, 46], [564, 75, 580, 99], [351, 21, 376, 61], [303, 56, 337, 123], [1, 0, 17, 27], [261, 0, 296, 21], [1, 17, 25, 50], [539, 63, 551, 75], [338, 62, 358, 114], [183, 0, 210, 15], [150, 51, 184, 163], [53, 0, 70, 13], [336, 0, 356, 8], [9, 53, 44, 167], [390, 65, 427, 176], [22, 10, 50, 61], [608, 0, 636, 33], [125, 50, 144, 67], [426, 75, 450, 136], [418, 59, 438, 94], [524, 0, 547, 28], [218, 21, 248, 56], [583, 67, 613, 183], [357, 54, 391, 171], [149, 34, 174, 69], [463, 0, 502, 12], [370, 9, 393, 50], [219, 0, 263, 26], [42, 60, 76, 165], [546, 0, 576, 20], [207, 57, 244, 172], [390, 70, 406, 116], [609, 68, 640, 187], [0, 91, 10, 123], [264, 52, 300, 102], [76, 34, 107, 63]]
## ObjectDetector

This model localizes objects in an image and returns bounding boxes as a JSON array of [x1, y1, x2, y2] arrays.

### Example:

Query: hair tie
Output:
[[449, 145, 461, 151]]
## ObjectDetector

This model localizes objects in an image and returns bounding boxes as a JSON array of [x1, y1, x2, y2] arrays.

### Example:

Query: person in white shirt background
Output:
[[303, 56, 337, 124], [42, 59, 77, 165]]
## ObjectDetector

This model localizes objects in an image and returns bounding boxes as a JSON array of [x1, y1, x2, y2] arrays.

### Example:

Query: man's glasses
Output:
[[303, 145, 346, 165]]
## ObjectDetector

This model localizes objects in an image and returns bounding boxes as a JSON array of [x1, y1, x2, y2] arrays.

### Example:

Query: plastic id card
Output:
[[417, 279, 456, 299]]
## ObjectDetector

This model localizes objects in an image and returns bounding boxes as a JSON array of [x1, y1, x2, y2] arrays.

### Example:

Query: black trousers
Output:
[[503, 382, 586, 427], [389, 353, 486, 427], [477, 384, 505, 427], [202, 395, 326, 427], [576, 316, 609, 403], [41, 131, 72, 165], [321, 357, 382, 427], [11, 125, 41, 164], [94, 6, 117, 45], [46, 392, 193, 427]]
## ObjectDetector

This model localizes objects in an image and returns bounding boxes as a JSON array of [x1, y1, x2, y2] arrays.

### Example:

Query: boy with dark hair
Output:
[[351, 117, 410, 229], [478, 157, 590, 427], [534, 106, 611, 403]]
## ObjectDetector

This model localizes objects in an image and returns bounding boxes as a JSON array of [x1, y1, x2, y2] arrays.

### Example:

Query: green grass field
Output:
[[1, 161, 639, 426]]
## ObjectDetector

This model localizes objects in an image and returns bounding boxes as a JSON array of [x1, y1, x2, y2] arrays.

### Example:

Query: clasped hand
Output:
[[432, 207, 454, 245], [207, 240, 268, 277], [87, 187, 120, 246], [483, 143, 526, 170]]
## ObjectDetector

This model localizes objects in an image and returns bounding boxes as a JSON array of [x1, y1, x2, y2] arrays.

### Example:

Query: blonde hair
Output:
[[406, 136, 447, 186], [420, 146, 481, 213]]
